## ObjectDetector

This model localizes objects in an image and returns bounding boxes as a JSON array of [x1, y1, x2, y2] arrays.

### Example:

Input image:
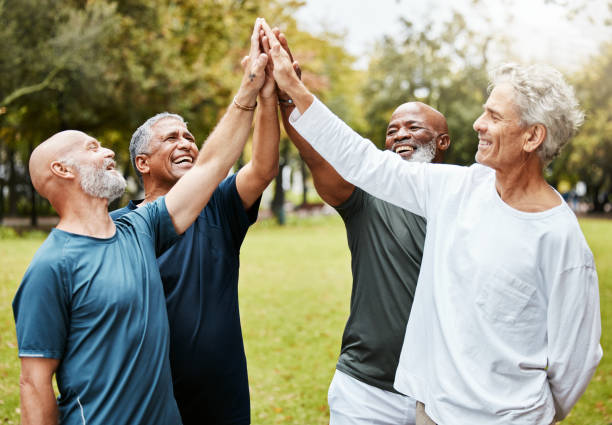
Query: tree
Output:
[[566, 42, 612, 212]]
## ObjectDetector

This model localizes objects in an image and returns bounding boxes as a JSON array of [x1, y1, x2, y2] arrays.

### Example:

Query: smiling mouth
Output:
[[173, 156, 194, 167], [478, 139, 492, 148], [392, 142, 416, 157]]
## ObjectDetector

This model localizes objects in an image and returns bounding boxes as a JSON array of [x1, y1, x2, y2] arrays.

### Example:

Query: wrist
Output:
[[234, 89, 258, 108]]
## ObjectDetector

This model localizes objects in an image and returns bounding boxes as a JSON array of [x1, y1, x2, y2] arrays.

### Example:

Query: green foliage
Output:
[[0, 216, 610, 423], [563, 42, 612, 211], [361, 10, 494, 165]]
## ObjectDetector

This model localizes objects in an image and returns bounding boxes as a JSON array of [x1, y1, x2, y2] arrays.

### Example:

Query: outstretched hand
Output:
[[236, 18, 269, 105], [259, 20, 302, 95]]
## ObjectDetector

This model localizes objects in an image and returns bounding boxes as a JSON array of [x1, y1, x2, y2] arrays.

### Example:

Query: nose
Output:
[[395, 126, 412, 140], [473, 113, 486, 133], [103, 147, 115, 158], [177, 136, 192, 149]]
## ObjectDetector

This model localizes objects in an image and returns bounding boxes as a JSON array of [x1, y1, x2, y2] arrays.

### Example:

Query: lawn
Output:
[[0, 215, 610, 424]]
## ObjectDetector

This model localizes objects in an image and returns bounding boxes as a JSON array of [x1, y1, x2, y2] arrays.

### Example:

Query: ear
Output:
[[135, 154, 150, 176], [50, 161, 76, 180], [523, 124, 546, 154], [436, 133, 450, 152]]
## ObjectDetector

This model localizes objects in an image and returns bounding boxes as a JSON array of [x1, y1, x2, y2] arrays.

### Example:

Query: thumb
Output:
[[254, 52, 268, 71]]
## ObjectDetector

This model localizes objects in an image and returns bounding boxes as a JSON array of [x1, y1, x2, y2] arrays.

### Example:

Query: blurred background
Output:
[[0, 0, 610, 226]]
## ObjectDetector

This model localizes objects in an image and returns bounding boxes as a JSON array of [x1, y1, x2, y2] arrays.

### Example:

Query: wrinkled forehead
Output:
[[151, 117, 189, 137]]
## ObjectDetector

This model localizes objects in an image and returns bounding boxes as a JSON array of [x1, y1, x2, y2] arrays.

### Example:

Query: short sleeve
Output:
[[334, 187, 366, 222], [13, 258, 70, 359], [126, 196, 179, 256], [209, 174, 259, 250]]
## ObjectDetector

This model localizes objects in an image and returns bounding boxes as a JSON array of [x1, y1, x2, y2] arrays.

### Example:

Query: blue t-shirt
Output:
[[13, 197, 182, 425], [110, 174, 259, 425]]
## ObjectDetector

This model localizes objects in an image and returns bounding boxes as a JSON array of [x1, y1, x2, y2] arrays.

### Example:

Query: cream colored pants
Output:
[[415, 402, 437, 425]]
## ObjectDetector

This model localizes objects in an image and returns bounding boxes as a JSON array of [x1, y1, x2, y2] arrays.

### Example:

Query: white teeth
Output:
[[395, 146, 414, 154]]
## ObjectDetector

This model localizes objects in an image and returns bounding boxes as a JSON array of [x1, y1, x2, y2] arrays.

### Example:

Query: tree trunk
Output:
[[591, 183, 605, 213], [300, 158, 308, 207], [7, 146, 18, 216], [270, 138, 290, 225]]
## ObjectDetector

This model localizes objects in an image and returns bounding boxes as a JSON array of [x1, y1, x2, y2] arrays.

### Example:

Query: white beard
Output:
[[77, 159, 126, 202], [407, 139, 437, 163]]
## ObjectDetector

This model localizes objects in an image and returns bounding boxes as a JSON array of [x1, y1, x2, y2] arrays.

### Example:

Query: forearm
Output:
[[20, 379, 58, 425], [547, 266, 603, 420], [280, 105, 353, 206], [250, 95, 280, 182], [289, 97, 428, 215], [166, 94, 256, 233]]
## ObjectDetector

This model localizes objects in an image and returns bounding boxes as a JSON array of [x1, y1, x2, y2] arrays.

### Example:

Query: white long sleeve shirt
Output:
[[290, 98, 602, 424]]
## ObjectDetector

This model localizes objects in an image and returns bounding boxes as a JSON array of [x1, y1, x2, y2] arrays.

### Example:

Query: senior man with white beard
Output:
[[12, 18, 270, 425], [271, 28, 450, 425], [261, 20, 601, 425]]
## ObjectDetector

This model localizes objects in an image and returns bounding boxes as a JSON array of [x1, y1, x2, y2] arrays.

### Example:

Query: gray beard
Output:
[[406, 139, 437, 163], [77, 160, 126, 202]]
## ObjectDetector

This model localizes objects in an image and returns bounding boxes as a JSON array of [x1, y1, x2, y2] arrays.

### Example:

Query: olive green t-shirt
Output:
[[335, 187, 426, 393]]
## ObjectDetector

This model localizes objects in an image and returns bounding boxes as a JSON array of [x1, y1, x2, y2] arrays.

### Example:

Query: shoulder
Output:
[[545, 206, 595, 268], [110, 200, 141, 221]]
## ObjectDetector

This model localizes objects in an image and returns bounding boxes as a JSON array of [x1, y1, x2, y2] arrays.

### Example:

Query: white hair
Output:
[[129, 112, 186, 179], [490, 63, 584, 165], [61, 157, 126, 202]]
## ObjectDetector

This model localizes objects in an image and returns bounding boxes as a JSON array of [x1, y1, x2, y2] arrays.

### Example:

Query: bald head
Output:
[[29, 130, 90, 199], [391, 102, 448, 134], [385, 102, 450, 163]]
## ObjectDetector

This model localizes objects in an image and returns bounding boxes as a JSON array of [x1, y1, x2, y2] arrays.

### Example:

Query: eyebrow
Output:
[[161, 130, 195, 140], [483, 105, 503, 118], [387, 119, 424, 129]]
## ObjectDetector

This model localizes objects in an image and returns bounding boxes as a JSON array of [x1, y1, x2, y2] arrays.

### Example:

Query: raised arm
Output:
[[165, 18, 268, 234], [273, 30, 354, 207], [236, 48, 280, 209], [20, 357, 60, 425], [260, 20, 428, 216]]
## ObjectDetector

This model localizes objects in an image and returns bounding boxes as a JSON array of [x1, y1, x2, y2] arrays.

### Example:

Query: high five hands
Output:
[[240, 18, 314, 113]]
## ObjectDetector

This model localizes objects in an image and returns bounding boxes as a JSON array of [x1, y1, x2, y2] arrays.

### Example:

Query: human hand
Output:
[[259, 20, 302, 96], [235, 18, 269, 107], [271, 28, 301, 103]]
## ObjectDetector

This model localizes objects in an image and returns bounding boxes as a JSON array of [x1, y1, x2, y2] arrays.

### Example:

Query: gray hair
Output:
[[129, 112, 186, 179], [490, 63, 584, 165]]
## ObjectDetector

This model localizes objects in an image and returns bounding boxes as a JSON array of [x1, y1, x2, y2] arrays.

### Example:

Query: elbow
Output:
[[255, 163, 279, 185]]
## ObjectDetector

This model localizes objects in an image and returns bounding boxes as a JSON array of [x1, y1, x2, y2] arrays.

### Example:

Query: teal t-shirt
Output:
[[13, 197, 182, 425], [335, 188, 426, 393]]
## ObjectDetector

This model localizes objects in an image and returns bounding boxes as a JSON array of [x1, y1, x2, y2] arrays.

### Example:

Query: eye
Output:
[[386, 129, 397, 136]]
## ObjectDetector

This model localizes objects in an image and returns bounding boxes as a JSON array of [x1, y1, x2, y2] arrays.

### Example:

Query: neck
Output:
[[493, 157, 560, 212], [56, 195, 115, 238], [139, 179, 173, 207]]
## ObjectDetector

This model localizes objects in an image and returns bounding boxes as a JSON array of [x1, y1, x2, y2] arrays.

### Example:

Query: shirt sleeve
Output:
[[130, 196, 179, 256], [290, 97, 431, 218], [334, 187, 367, 222], [212, 174, 260, 250], [547, 264, 602, 421], [12, 258, 70, 359]]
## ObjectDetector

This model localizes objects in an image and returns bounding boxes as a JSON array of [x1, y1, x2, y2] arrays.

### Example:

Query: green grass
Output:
[[0, 216, 610, 424]]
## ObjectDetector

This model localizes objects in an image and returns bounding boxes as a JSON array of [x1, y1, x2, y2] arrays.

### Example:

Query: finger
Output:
[[278, 32, 295, 62], [250, 52, 268, 73], [241, 55, 249, 69], [261, 35, 271, 56], [293, 61, 302, 79], [260, 19, 281, 50], [249, 18, 262, 59]]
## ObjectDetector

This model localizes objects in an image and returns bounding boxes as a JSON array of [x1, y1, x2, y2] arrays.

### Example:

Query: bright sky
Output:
[[295, 0, 612, 72]]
